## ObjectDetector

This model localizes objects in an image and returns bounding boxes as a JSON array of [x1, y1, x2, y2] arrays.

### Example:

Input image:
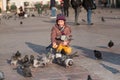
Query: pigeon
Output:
[[108, 40, 114, 48], [10, 51, 21, 66], [64, 59, 73, 68], [101, 17, 105, 22], [20, 21, 23, 25], [82, 19, 86, 22], [10, 55, 18, 66], [98, 11, 101, 14], [0, 71, 5, 80], [29, 55, 35, 66], [20, 55, 29, 65], [33, 59, 41, 68], [31, 14, 35, 17], [15, 51, 21, 60], [0, 18, 1, 24], [21, 64, 32, 77], [87, 75, 92, 80], [110, 11, 112, 13], [93, 50, 102, 59], [40, 56, 50, 67]]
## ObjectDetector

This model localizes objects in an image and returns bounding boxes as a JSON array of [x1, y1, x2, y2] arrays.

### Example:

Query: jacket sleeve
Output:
[[67, 26, 72, 37], [65, 26, 72, 44], [64, 25, 72, 39]]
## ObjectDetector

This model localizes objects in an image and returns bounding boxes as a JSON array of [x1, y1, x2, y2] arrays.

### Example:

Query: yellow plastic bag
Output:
[[63, 46, 72, 55], [56, 44, 72, 55]]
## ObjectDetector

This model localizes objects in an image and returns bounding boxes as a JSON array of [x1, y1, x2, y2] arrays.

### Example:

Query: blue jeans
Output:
[[87, 9, 92, 24], [51, 7, 56, 17]]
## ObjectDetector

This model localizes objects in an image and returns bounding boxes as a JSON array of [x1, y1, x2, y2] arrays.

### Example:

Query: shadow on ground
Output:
[[72, 45, 95, 59], [100, 63, 120, 74], [25, 42, 47, 55], [72, 45, 120, 65]]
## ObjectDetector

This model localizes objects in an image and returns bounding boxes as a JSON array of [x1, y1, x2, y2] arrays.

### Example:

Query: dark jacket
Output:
[[63, 0, 70, 8], [50, 0, 56, 9], [82, 0, 96, 11], [71, 0, 82, 9]]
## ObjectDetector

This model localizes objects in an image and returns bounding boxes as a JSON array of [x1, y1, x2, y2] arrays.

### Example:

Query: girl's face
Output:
[[57, 20, 65, 27]]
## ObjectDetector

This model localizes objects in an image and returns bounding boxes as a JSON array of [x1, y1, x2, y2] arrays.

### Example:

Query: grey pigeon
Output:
[[82, 19, 86, 22], [10, 55, 18, 65], [0, 18, 1, 24], [29, 55, 35, 66], [110, 11, 112, 13], [10, 51, 21, 65], [0, 71, 5, 80], [20, 21, 23, 25], [21, 64, 32, 77], [101, 17, 105, 22], [31, 14, 35, 17], [64, 59, 73, 68], [93, 50, 102, 59], [87, 75, 92, 80], [108, 40, 114, 48], [20, 55, 29, 65], [15, 51, 21, 60]]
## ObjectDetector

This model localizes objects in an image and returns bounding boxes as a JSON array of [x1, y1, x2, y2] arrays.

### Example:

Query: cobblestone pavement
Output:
[[0, 8, 120, 80]]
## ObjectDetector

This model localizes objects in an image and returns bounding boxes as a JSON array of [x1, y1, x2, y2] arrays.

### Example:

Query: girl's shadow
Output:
[[25, 42, 47, 55]]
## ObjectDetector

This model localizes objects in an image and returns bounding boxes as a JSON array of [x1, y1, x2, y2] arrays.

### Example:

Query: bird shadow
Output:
[[72, 45, 95, 59], [101, 51, 120, 65], [100, 63, 120, 74], [25, 42, 47, 55], [96, 46, 108, 49], [72, 45, 120, 65]]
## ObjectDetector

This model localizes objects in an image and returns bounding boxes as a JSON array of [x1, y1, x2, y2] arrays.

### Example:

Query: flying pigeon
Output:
[[108, 40, 114, 48], [93, 50, 102, 59]]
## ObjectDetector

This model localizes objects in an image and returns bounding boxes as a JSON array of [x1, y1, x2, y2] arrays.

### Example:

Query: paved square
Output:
[[0, 8, 120, 80]]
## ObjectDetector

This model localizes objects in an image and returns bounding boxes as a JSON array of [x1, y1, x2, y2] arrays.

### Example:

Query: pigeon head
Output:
[[68, 60, 73, 66]]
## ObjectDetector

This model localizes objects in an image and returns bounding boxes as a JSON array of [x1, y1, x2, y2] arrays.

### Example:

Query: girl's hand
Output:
[[63, 41, 68, 46], [52, 42, 58, 48]]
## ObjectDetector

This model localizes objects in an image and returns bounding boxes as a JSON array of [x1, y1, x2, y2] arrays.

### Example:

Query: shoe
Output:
[[88, 23, 94, 25]]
